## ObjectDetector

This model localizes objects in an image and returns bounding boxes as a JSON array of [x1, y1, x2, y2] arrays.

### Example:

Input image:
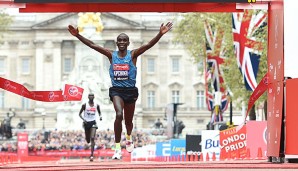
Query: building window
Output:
[[197, 90, 206, 109], [20, 41, 30, 46], [171, 57, 180, 73], [22, 97, 30, 110], [0, 91, 4, 108], [147, 58, 155, 73], [0, 58, 5, 75], [21, 58, 30, 74], [147, 90, 155, 108], [64, 58, 72, 73], [172, 90, 180, 103], [197, 119, 204, 124]]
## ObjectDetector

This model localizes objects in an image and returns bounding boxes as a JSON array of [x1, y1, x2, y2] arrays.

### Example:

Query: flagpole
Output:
[[242, 101, 246, 122], [229, 96, 233, 127]]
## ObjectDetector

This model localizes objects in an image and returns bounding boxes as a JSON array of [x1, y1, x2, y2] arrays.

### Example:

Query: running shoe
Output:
[[112, 149, 122, 160], [126, 140, 134, 153], [89, 155, 94, 162]]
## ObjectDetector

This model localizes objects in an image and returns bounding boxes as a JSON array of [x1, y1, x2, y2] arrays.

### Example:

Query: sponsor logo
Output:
[[4, 80, 17, 90], [21, 87, 25, 96], [18, 141, 28, 149], [113, 64, 129, 70], [186, 151, 201, 155], [68, 86, 79, 97], [48, 91, 55, 101], [32, 93, 44, 99], [274, 14, 279, 49], [20, 87, 30, 96], [4, 81, 10, 89], [63, 95, 68, 101]]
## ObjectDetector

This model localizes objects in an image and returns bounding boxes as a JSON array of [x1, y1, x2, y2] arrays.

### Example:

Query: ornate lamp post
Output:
[[41, 112, 46, 130]]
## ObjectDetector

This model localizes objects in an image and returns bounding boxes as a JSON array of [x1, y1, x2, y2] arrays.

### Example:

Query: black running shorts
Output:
[[109, 87, 139, 104], [83, 120, 98, 130]]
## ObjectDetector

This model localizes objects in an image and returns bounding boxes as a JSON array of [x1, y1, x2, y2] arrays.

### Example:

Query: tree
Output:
[[0, 9, 13, 40], [173, 11, 268, 120]]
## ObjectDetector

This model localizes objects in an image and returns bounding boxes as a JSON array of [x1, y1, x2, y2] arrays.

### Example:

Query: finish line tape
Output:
[[0, 77, 84, 102]]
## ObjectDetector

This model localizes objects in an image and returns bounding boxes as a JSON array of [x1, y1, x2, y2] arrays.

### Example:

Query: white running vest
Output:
[[83, 103, 97, 122]]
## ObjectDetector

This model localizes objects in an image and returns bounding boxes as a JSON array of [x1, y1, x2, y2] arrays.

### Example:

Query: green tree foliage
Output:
[[173, 11, 268, 117], [0, 9, 13, 39]]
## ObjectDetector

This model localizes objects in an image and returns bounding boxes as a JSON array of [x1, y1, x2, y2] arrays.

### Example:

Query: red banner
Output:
[[246, 121, 267, 158], [245, 73, 269, 120], [220, 125, 246, 159], [19, 3, 243, 13], [17, 132, 28, 157], [0, 77, 84, 102], [285, 79, 298, 155]]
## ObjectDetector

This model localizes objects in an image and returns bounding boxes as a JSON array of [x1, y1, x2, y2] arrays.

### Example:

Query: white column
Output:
[[52, 41, 62, 89], [132, 40, 143, 110], [34, 41, 45, 106]]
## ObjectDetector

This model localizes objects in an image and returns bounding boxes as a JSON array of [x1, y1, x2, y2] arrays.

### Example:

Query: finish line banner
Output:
[[0, 77, 84, 102]]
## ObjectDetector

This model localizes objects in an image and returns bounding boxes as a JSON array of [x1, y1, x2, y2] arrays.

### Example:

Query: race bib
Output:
[[86, 107, 96, 118], [113, 64, 129, 80]]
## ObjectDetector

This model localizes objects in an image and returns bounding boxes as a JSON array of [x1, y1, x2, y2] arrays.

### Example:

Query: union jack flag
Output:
[[204, 20, 229, 113], [232, 10, 267, 91]]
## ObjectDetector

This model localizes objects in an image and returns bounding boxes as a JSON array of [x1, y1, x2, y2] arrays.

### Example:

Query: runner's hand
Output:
[[160, 22, 173, 35], [68, 25, 79, 36], [82, 120, 87, 128]]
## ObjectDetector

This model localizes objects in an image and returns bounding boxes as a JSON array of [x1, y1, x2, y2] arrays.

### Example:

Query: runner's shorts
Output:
[[109, 87, 139, 104], [83, 120, 98, 130]]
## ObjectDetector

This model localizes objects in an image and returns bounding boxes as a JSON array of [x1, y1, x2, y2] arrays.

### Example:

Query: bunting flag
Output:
[[204, 20, 229, 113], [0, 77, 84, 102], [232, 10, 267, 91]]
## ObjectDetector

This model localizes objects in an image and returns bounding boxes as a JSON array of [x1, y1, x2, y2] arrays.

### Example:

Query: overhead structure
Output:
[[0, 0, 267, 12], [1, 0, 290, 163]]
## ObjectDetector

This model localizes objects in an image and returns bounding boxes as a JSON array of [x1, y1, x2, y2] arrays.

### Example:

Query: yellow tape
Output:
[[248, 0, 256, 3]]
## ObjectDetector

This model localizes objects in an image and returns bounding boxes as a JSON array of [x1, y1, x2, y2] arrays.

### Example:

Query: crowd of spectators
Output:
[[0, 128, 167, 152], [0, 141, 17, 152]]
